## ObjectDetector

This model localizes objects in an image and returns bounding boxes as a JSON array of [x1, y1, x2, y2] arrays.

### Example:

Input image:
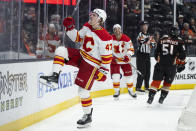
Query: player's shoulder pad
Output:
[[160, 35, 169, 40], [83, 22, 93, 29], [121, 34, 131, 42], [112, 34, 117, 40], [83, 22, 112, 41], [138, 32, 143, 36], [112, 34, 130, 42], [177, 37, 183, 41], [177, 37, 185, 44], [93, 28, 112, 41]]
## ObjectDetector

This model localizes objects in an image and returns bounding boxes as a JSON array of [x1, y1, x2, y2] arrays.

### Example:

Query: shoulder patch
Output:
[[112, 34, 130, 42], [83, 23, 112, 41], [178, 37, 184, 44], [112, 34, 117, 40], [160, 35, 169, 40], [120, 34, 130, 42], [178, 37, 182, 40]]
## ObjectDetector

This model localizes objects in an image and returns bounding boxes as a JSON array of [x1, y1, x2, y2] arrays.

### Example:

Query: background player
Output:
[[147, 25, 186, 104], [111, 24, 136, 99], [40, 9, 113, 128]]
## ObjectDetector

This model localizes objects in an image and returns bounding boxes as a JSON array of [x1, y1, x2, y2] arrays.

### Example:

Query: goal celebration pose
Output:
[[40, 8, 113, 128]]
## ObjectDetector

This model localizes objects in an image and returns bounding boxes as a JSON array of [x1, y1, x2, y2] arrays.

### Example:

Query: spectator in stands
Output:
[[190, 5, 196, 20], [36, 23, 61, 58], [182, 2, 191, 19], [132, 0, 141, 14], [181, 23, 196, 54], [22, 6, 37, 55], [190, 18, 196, 33], [144, 0, 151, 13], [154, 31, 160, 43], [39, 23, 43, 39], [124, 0, 141, 36], [123, 0, 130, 13], [161, 0, 172, 16], [106, 0, 121, 33], [124, 0, 141, 14], [178, 15, 184, 31], [181, 23, 196, 42], [50, 14, 61, 32]]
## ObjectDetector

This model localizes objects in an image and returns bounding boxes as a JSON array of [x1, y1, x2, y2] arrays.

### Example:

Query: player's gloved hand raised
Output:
[[177, 64, 185, 73], [123, 55, 130, 63], [95, 67, 108, 81], [175, 59, 185, 65], [176, 59, 186, 73], [63, 17, 75, 31]]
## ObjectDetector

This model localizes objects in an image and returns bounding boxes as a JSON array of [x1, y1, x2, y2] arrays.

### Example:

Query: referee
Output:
[[135, 21, 156, 93]]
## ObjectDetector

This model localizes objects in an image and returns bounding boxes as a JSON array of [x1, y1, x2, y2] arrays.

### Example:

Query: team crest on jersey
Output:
[[188, 60, 195, 71]]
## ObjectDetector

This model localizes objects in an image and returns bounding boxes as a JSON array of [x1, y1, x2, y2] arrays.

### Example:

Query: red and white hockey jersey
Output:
[[36, 34, 61, 58], [66, 22, 113, 70], [112, 34, 134, 64]]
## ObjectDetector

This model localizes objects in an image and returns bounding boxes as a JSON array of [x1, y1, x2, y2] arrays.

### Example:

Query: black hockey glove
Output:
[[177, 64, 185, 73]]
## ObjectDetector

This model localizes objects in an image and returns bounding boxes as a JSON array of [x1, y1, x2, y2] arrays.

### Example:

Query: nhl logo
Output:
[[188, 61, 195, 71]]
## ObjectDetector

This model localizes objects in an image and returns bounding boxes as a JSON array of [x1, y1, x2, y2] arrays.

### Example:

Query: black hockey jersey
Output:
[[155, 35, 186, 66]]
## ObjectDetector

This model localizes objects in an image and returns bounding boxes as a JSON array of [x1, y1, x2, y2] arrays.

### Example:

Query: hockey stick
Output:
[[71, 0, 81, 17], [113, 55, 143, 76], [129, 62, 143, 77]]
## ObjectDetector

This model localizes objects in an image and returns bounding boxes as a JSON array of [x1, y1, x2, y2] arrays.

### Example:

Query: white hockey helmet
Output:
[[113, 24, 121, 30], [92, 8, 107, 22]]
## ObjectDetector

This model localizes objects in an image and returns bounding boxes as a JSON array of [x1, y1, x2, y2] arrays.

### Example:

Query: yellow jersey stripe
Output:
[[85, 67, 97, 90]]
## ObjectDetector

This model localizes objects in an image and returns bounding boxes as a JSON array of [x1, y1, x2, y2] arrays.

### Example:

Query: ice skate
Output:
[[39, 72, 59, 89], [128, 89, 137, 98], [147, 89, 156, 104], [40, 72, 59, 83], [113, 90, 120, 100], [158, 90, 169, 104], [136, 88, 145, 95], [158, 97, 164, 104], [145, 88, 149, 94], [77, 109, 93, 128]]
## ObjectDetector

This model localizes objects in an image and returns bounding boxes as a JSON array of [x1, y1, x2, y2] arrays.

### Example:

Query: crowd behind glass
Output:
[[0, 0, 196, 61]]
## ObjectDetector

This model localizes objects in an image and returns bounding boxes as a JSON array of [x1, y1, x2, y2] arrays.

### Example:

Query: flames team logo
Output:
[[188, 60, 195, 71]]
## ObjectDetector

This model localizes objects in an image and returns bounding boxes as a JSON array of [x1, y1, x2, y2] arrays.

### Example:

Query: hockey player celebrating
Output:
[[147, 25, 186, 104], [40, 9, 113, 128], [111, 24, 136, 99]]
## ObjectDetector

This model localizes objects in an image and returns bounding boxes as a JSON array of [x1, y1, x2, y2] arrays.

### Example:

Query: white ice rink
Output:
[[21, 90, 193, 131]]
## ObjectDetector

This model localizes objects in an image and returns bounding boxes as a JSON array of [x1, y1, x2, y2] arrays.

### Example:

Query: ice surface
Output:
[[21, 90, 193, 131]]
